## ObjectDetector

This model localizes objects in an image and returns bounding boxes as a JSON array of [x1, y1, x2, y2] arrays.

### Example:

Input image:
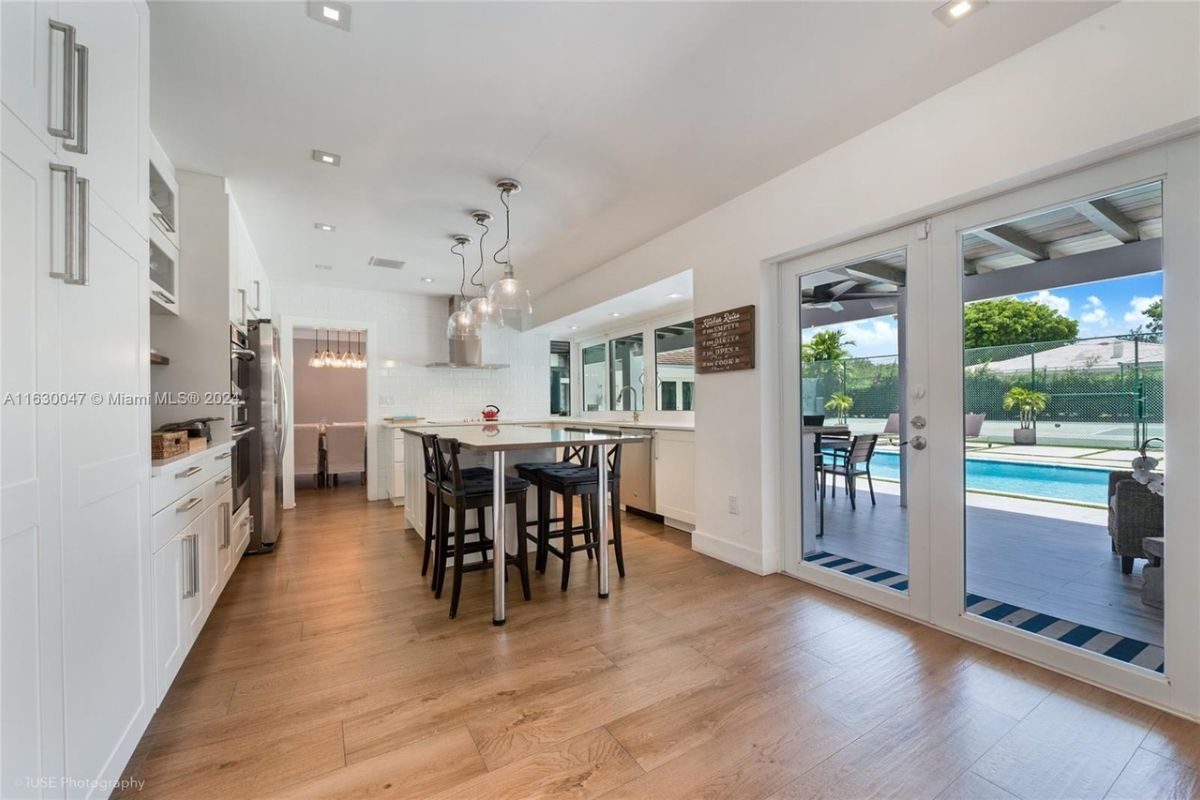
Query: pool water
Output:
[[867, 451, 1111, 505]]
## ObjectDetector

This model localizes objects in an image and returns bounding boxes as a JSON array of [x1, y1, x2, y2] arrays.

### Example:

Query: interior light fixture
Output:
[[569, 325, 579, 331], [609, 312, 622, 318], [486, 178, 533, 327], [447, 235, 480, 341], [312, 149, 341, 166], [308, 330, 324, 367], [468, 211, 500, 326], [306, 1, 351, 32], [420, 277, 435, 283], [319, 328, 335, 367], [933, 0, 987, 26], [666, 293, 684, 300], [314, 222, 336, 232]]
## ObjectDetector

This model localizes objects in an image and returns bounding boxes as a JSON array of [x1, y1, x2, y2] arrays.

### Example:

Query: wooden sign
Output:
[[695, 305, 756, 373]]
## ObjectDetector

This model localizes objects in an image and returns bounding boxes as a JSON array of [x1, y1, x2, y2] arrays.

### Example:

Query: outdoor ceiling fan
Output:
[[804, 279, 859, 312]]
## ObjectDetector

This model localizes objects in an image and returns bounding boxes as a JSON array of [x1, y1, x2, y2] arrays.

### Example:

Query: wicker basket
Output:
[[152, 430, 189, 459]]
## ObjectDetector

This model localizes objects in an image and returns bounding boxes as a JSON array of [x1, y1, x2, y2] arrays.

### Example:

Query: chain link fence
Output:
[[802, 335, 1163, 448]]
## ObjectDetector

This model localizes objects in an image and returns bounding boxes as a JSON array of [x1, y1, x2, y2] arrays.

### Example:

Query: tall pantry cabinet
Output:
[[1, 2, 154, 798]]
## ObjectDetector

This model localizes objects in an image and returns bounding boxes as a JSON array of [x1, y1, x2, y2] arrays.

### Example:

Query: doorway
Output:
[[779, 137, 1200, 716], [291, 327, 368, 492]]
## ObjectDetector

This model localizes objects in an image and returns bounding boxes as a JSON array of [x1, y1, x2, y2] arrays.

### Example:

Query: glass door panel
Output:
[[959, 181, 1166, 672]]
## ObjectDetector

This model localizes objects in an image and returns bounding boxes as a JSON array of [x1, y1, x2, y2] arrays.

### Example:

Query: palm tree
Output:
[[824, 392, 854, 424], [1002, 386, 1050, 430], [803, 329, 854, 363]]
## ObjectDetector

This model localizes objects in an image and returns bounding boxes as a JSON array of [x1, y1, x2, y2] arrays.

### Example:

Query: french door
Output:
[[780, 135, 1200, 717]]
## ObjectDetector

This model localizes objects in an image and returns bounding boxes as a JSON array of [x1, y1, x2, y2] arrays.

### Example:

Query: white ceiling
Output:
[[149, 1, 1108, 304], [529, 270, 693, 339]]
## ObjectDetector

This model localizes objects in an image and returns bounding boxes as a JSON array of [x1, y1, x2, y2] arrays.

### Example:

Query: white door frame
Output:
[[278, 315, 379, 508], [776, 134, 1200, 719], [926, 138, 1199, 716], [779, 222, 933, 621]]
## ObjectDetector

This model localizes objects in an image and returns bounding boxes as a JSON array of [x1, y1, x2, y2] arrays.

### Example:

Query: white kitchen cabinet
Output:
[[382, 426, 407, 505], [152, 531, 188, 705], [149, 222, 180, 314], [228, 196, 269, 324], [148, 130, 178, 246], [1, 3, 153, 794], [655, 429, 696, 528], [1, 0, 61, 154], [230, 501, 252, 566]]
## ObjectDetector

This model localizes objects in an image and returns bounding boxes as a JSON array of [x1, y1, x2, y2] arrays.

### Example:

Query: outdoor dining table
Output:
[[416, 424, 650, 625]]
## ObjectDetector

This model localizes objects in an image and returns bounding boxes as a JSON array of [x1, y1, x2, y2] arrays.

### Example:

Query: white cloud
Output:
[[1030, 289, 1070, 316], [1123, 294, 1161, 326], [803, 317, 898, 358], [1080, 295, 1107, 326]]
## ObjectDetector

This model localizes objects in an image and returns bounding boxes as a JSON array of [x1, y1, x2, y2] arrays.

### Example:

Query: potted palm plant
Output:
[[824, 392, 854, 425], [1002, 386, 1049, 445]]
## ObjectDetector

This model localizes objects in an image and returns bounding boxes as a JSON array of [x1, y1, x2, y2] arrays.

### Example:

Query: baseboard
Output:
[[691, 530, 770, 575]]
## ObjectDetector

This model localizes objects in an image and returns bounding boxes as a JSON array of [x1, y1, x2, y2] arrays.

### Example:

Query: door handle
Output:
[[49, 164, 77, 282], [63, 43, 88, 154], [899, 436, 928, 451], [65, 176, 88, 285], [47, 21, 77, 141]]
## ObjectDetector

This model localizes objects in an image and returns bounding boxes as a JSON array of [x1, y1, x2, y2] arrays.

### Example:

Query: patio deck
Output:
[[810, 481, 1163, 647]]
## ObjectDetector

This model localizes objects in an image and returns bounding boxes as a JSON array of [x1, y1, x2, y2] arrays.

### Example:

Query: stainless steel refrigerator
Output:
[[246, 319, 287, 552]]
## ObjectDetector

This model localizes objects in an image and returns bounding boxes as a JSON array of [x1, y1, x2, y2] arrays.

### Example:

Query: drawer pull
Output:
[[216, 474, 232, 485], [176, 496, 202, 513], [176, 465, 202, 479], [215, 451, 232, 460]]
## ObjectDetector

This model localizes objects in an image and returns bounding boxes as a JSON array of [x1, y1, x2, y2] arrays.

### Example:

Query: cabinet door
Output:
[[1, 110, 67, 794], [59, 0, 146, 235], [1, 0, 61, 153], [182, 531, 204, 642], [655, 431, 696, 525], [232, 505, 251, 559], [214, 490, 233, 592], [152, 536, 187, 703], [199, 503, 220, 619], [57, 179, 153, 789]]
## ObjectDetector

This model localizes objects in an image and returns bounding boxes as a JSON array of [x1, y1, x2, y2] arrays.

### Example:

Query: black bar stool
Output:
[[420, 433, 490, 589], [514, 427, 594, 573], [536, 432, 625, 591], [434, 438, 532, 619]]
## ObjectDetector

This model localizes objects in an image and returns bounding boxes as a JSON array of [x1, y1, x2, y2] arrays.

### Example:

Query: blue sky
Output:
[[804, 272, 1164, 359]]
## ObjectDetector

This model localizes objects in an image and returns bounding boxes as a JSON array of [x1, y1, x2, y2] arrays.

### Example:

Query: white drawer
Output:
[[207, 468, 234, 504], [151, 446, 233, 514], [152, 486, 208, 553]]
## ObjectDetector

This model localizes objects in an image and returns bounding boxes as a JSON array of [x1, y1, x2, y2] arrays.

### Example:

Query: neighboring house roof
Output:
[[970, 337, 1163, 373], [657, 347, 695, 366]]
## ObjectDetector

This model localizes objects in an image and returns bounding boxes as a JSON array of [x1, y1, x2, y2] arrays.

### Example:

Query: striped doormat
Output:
[[965, 594, 1165, 673], [801, 552, 1165, 673], [802, 551, 908, 592]]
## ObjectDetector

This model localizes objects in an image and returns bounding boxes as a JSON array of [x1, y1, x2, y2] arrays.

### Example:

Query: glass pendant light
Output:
[[468, 210, 500, 326], [340, 331, 357, 368], [308, 329, 323, 368], [486, 178, 533, 326], [319, 328, 335, 367], [330, 330, 345, 368], [447, 235, 480, 340], [352, 331, 366, 369]]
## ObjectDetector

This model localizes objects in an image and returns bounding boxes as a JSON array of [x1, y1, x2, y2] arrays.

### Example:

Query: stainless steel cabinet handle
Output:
[[252, 279, 261, 310], [181, 534, 193, 599], [66, 176, 88, 285], [215, 451, 232, 461], [176, 465, 202, 479], [47, 21, 76, 140], [49, 164, 77, 281], [220, 502, 230, 548], [63, 43, 88, 154], [192, 535, 200, 596], [152, 289, 174, 303], [176, 496, 202, 513], [216, 474, 232, 485]]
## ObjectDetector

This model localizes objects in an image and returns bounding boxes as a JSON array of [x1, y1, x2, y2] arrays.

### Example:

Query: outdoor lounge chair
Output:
[[1108, 470, 1164, 575]]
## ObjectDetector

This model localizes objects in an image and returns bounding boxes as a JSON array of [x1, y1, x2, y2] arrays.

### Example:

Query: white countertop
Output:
[[389, 417, 694, 432], [150, 439, 234, 476]]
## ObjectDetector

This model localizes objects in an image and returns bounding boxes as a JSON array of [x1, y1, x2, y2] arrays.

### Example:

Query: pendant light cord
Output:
[[471, 218, 489, 291], [493, 189, 512, 270], [451, 239, 469, 300]]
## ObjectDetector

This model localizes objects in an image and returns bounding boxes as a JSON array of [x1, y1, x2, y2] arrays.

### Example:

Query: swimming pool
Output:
[[867, 451, 1111, 505]]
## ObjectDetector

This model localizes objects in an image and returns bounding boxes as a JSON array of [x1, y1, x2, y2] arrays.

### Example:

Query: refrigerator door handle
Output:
[[274, 357, 290, 462]]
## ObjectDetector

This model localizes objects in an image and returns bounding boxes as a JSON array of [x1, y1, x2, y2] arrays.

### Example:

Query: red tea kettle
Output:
[[481, 404, 501, 421]]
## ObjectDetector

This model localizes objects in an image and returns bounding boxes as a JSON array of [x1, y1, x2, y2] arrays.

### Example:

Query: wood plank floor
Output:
[[118, 486, 1200, 799]]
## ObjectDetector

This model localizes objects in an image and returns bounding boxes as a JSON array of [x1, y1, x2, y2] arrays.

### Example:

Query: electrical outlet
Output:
[[728, 495, 740, 515]]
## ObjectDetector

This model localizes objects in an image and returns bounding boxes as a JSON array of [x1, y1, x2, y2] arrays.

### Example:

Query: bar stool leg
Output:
[[515, 494, 531, 601], [421, 486, 435, 577], [561, 489, 574, 592], [582, 495, 594, 560], [611, 483, 625, 578], [536, 485, 550, 573], [434, 499, 449, 597], [449, 506, 467, 619]]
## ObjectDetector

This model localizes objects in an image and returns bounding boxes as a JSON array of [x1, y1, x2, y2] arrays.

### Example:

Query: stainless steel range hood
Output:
[[426, 297, 511, 369]]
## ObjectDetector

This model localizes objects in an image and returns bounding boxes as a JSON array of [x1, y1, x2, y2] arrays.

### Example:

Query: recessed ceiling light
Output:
[[312, 149, 341, 166], [420, 277, 435, 283], [569, 325, 579, 331], [609, 312, 622, 318], [933, 0, 987, 26], [314, 222, 336, 232], [666, 293, 684, 300], [306, 1, 351, 31], [315, 264, 333, 271]]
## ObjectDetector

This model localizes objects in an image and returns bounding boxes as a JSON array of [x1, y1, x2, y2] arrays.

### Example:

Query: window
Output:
[[655, 321, 695, 410], [549, 341, 571, 417], [582, 344, 606, 411], [609, 334, 644, 411]]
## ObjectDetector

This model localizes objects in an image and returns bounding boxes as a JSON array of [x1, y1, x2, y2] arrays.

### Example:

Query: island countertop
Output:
[[393, 417, 694, 433]]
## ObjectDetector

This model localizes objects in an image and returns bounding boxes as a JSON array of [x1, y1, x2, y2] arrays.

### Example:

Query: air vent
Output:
[[314, 264, 333, 271], [368, 257, 406, 270]]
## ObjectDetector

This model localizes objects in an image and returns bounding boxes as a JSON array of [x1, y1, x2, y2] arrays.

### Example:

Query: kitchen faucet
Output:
[[617, 386, 641, 423]]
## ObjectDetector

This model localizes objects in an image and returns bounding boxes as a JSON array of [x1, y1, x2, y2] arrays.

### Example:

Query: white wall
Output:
[[534, 2, 1200, 573]]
